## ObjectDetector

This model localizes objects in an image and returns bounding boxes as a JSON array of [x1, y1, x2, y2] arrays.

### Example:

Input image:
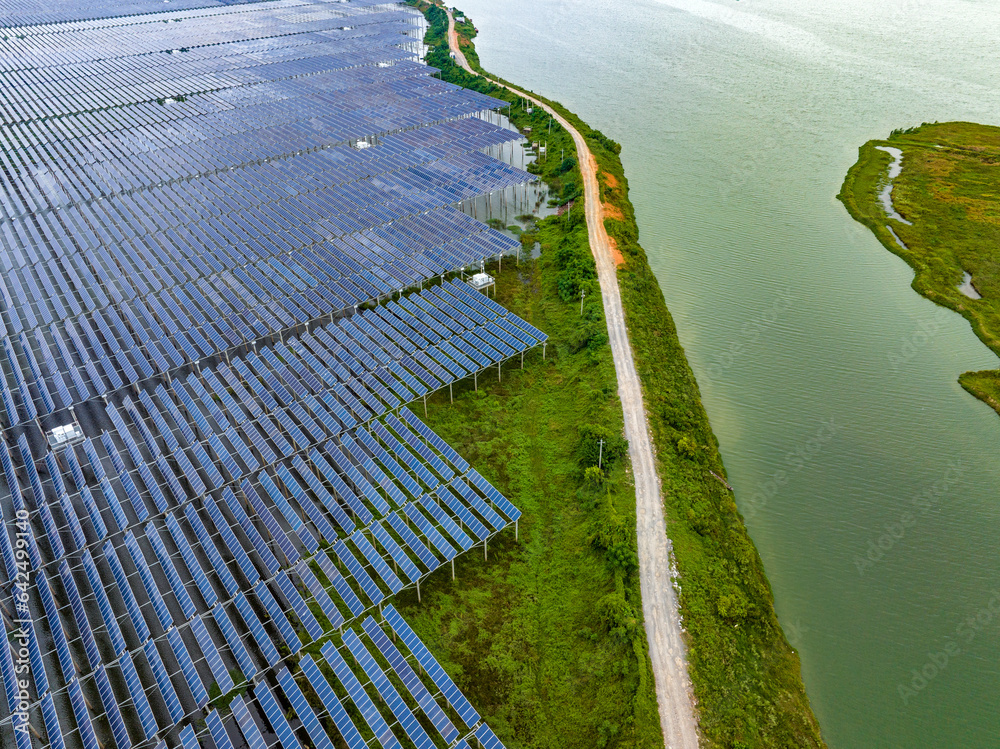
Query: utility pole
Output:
[[580, 289, 586, 315], [598, 438, 605, 469]]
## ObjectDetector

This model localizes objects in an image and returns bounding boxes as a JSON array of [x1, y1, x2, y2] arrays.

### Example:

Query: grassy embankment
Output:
[[839, 121, 1000, 413], [405, 3, 826, 747]]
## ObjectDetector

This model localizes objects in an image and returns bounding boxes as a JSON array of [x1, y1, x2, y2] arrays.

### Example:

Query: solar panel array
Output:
[[0, 0, 539, 748]]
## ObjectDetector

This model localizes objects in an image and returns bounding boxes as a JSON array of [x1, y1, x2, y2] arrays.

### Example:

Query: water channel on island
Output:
[[453, 0, 1000, 745]]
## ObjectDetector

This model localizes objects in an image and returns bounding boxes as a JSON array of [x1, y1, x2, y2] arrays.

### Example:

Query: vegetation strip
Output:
[[404, 3, 827, 747], [840, 121, 1000, 415]]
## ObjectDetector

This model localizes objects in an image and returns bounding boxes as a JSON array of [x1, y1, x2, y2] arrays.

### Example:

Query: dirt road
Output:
[[443, 8, 700, 747]]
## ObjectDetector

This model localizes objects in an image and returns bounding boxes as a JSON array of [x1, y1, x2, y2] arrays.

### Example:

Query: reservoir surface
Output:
[[454, 0, 1000, 746]]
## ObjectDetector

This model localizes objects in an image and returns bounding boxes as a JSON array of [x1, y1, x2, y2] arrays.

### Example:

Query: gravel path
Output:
[[444, 8, 700, 747]]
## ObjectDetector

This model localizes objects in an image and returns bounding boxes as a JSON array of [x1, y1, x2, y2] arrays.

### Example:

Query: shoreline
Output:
[[412, 3, 827, 747], [839, 122, 1000, 418]]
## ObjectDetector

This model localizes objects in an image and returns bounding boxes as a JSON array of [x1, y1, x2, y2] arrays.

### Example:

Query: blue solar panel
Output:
[[277, 667, 334, 749], [315, 552, 365, 619], [351, 530, 403, 593], [342, 630, 435, 749], [242, 479, 302, 565], [231, 695, 267, 749], [449, 478, 505, 531], [179, 725, 200, 749], [68, 678, 100, 749], [361, 617, 458, 743], [300, 653, 370, 749], [255, 681, 303, 749], [193, 615, 236, 695], [124, 530, 175, 629], [185, 504, 240, 597], [275, 570, 324, 641], [222, 487, 280, 575], [95, 665, 132, 749], [474, 724, 508, 749], [296, 561, 345, 629], [41, 692, 66, 749], [466, 469, 521, 522], [233, 592, 280, 667], [208, 709, 235, 749], [291, 455, 355, 535], [254, 581, 301, 653], [333, 539, 384, 606], [167, 625, 210, 707], [146, 522, 199, 620], [400, 407, 470, 472], [385, 511, 440, 571], [82, 549, 127, 656], [204, 496, 260, 585], [58, 559, 100, 671], [403, 503, 458, 561], [120, 651, 159, 740], [309, 446, 373, 526], [103, 540, 151, 642], [437, 486, 489, 540], [370, 521, 422, 582], [383, 604, 481, 727], [213, 604, 257, 679]]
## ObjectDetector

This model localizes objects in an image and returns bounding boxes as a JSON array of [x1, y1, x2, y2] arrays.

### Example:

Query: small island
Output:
[[839, 122, 1000, 413]]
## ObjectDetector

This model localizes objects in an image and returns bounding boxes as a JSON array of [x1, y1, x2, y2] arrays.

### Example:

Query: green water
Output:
[[455, 0, 1000, 745]]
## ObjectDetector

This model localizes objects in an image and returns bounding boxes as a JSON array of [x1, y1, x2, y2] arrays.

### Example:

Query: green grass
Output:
[[407, 2, 826, 746], [839, 121, 1000, 414]]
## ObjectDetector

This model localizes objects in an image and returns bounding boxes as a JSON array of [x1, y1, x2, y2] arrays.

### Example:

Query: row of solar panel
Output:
[[0, 1, 413, 71], [0, 115, 518, 275], [0, 104, 515, 228], [0, 224, 523, 427], [1, 408, 512, 747]]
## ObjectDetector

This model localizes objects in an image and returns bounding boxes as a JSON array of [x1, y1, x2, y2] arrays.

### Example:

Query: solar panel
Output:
[[233, 592, 280, 667], [95, 665, 132, 749], [120, 651, 159, 740], [333, 539, 384, 606], [386, 512, 440, 571], [103, 540, 151, 643], [466, 469, 521, 522], [179, 725, 200, 749], [315, 552, 366, 619], [213, 604, 257, 680], [299, 653, 370, 749], [124, 530, 175, 629], [474, 723, 508, 749], [82, 549, 127, 656], [277, 667, 334, 749], [341, 629, 435, 749], [208, 709, 235, 749], [185, 503, 240, 597], [204, 496, 260, 585], [254, 681, 303, 749], [146, 521, 199, 620], [296, 561, 345, 630], [41, 692, 66, 749], [361, 616, 458, 742], [383, 604, 481, 727], [231, 695, 267, 749], [371, 521, 422, 582], [275, 570, 325, 640], [167, 625, 211, 707], [68, 678, 100, 749], [254, 581, 301, 653]]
